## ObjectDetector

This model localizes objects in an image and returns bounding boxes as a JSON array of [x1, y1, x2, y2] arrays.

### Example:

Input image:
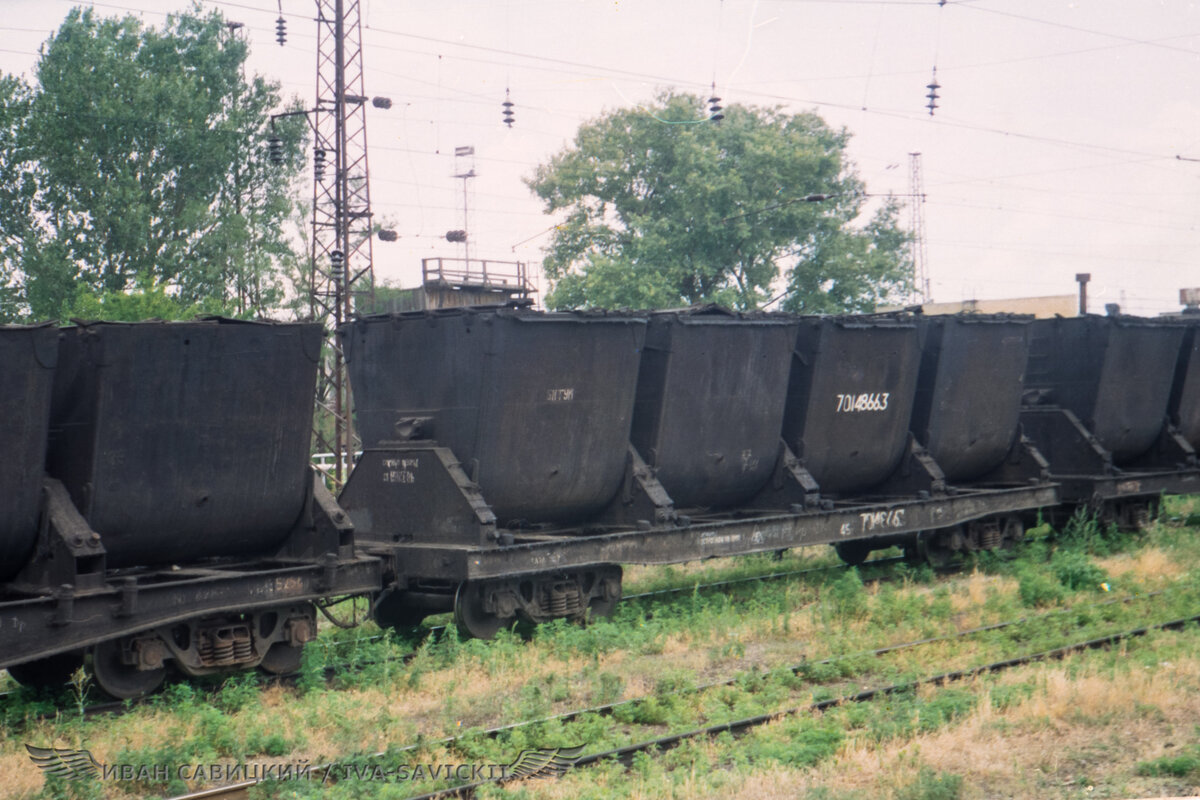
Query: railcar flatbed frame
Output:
[[0, 557, 381, 669], [0, 474, 383, 671], [371, 482, 1059, 583]]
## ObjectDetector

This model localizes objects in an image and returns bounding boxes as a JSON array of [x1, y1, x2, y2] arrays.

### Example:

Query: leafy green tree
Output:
[[0, 76, 37, 320], [526, 92, 910, 311], [59, 273, 223, 322], [0, 6, 306, 321]]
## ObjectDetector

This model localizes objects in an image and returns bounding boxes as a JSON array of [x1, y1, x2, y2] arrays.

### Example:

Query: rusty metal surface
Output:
[[0, 556, 381, 670], [629, 309, 797, 509], [46, 320, 323, 568], [0, 326, 58, 581], [1025, 315, 1185, 464], [782, 315, 922, 495], [1051, 467, 1200, 506], [391, 483, 1059, 582], [911, 315, 1032, 482], [342, 308, 647, 524]]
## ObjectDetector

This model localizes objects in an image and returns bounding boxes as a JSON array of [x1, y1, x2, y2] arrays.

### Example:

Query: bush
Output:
[[1136, 752, 1200, 778], [1051, 550, 1110, 592], [1017, 568, 1065, 608], [827, 569, 867, 618]]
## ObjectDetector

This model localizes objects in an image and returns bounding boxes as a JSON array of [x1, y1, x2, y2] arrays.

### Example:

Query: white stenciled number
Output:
[[835, 392, 891, 413]]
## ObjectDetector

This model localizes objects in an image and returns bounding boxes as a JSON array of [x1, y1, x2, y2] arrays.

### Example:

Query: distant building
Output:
[[368, 257, 535, 313], [878, 294, 1077, 318]]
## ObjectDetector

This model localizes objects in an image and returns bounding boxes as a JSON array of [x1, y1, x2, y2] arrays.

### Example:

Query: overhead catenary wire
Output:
[[13, 0, 1200, 316], [32, 0, 1200, 167]]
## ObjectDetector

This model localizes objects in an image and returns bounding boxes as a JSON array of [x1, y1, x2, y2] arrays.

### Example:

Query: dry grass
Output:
[[1096, 547, 1184, 584], [712, 645, 1200, 799], [513, 625, 1200, 799], [7, 530, 1198, 799]]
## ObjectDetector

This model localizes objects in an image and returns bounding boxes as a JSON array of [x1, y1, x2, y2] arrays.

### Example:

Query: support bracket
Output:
[[277, 469, 357, 561], [1019, 407, 1115, 476], [591, 445, 677, 528], [973, 434, 1052, 486], [746, 440, 822, 511], [876, 435, 948, 497], [11, 479, 107, 596], [338, 446, 498, 547], [1127, 423, 1198, 472]]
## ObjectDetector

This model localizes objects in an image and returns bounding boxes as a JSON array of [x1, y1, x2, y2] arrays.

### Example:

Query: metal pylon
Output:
[[310, 0, 375, 486], [908, 152, 930, 305]]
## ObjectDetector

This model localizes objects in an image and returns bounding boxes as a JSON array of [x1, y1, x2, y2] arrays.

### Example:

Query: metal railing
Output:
[[421, 256, 532, 293]]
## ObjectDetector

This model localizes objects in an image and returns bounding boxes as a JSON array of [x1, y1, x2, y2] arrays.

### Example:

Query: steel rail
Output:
[[154, 588, 1187, 800], [403, 610, 1200, 800], [0, 556, 905, 722]]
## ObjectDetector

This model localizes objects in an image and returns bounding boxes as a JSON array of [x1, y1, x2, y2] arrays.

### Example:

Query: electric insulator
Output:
[[446, 230, 467, 243], [275, 16, 286, 46], [372, 97, 393, 110], [708, 96, 724, 122], [330, 250, 345, 271], [267, 136, 283, 165], [925, 69, 940, 117], [378, 229, 398, 242], [502, 88, 515, 127], [313, 148, 326, 182]]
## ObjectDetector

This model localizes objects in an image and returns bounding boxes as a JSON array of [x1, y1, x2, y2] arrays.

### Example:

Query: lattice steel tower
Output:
[[310, 0, 376, 486], [907, 152, 930, 305]]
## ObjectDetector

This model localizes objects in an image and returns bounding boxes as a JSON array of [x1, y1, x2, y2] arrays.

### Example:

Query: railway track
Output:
[[0, 554, 907, 722], [405, 611, 1200, 800], [154, 587, 1189, 800]]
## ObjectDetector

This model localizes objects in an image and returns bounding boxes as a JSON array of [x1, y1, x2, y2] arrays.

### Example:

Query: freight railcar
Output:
[[337, 306, 1056, 637], [4, 308, 1198, 698], [0, 320, 380, 698]]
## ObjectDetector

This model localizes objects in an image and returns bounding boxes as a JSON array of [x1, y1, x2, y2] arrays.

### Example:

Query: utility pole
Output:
[[453, 146, 475, 269], [309, 0, 378, 487], [908, 152, 930, 305]]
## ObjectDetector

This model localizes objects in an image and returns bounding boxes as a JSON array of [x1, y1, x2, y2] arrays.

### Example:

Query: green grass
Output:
[[7, 502, 1200, 799]]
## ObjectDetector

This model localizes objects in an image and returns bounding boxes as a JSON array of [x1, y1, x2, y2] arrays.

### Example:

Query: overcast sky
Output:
[[3, 0, 1199, 315]]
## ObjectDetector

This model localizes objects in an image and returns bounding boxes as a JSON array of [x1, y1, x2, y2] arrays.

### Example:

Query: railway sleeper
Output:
[[82, 603, 317, 700], [453, 566, 623, 639]]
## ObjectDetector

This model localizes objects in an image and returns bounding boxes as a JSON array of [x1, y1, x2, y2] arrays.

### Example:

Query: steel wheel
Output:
[[586, 573, 623, 621], [834, 540, 872, 567], [91, 639, 165, 700], [453, 582, 515, 640], [914, 530, 958, 569], [259, 643, 304, 675], [1000, 515, 1025, 550]]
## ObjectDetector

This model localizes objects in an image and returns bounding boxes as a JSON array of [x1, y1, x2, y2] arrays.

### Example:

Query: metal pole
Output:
[[462, 174, 471, 271], [1075, 273, 1091, 316]]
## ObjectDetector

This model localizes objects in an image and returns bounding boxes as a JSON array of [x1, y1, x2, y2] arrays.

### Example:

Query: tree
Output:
[[0, 6, 307, 321], [526, 92, 910, 311]]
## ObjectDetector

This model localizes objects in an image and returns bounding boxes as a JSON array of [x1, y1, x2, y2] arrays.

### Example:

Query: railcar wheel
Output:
[[259, 643, 304, 675], [834, 541, 872, 567], [453, 582, 516, 640], [91, 639, 165, 700], [586, 572, 623, 621], [1000, 515, 1025, 550], [914, 530, 958, 569], [6, 652, 85, 691]]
